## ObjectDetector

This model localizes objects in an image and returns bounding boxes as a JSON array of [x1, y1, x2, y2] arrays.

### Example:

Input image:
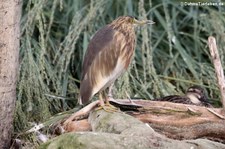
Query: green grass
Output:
[[16, 0, 225, 135]]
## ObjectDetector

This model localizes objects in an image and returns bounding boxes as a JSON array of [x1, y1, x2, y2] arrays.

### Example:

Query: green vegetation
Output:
[[16, 0, 225, 137]]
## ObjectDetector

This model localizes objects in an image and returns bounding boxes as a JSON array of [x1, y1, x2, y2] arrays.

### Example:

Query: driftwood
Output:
[[59, 99, 225, 143], [130, 100, 225, 142], [40, 100, 225, 149]]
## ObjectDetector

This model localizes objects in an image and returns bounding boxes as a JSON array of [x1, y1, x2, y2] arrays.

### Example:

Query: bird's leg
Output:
[[106, 84, 119, 110], [99, 92, 105, 107], [95, 91, 118, 112], [103, 91, 118, 110], [108, 83, 114, 99]]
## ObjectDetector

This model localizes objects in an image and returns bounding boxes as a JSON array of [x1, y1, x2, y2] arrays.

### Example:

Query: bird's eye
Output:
[[129, 18, 134, 23]]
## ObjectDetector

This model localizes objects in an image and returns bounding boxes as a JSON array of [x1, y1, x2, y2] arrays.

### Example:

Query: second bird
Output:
[[153, 86, 212, 107], [79, 16, 154, 110]]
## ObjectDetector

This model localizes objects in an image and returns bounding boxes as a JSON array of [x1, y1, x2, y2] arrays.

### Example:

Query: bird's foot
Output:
[[95, 102, 119, 112], [106, 101, 119, 110]]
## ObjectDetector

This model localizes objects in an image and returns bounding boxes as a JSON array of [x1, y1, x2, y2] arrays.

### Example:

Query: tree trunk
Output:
[[0, 0, 21, 148]]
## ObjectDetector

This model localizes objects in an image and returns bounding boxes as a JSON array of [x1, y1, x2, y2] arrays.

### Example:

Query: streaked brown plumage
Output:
[[79, 16, 154, 107], [153, 86, 212, 107]]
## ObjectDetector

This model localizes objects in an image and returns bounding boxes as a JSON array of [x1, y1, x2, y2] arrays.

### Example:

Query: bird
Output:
[[78, 16, 155, 110], [153, 86, 212, 107]]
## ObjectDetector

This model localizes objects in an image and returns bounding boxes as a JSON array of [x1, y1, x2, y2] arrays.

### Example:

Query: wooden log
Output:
[[44, 105, 225, 149], [61, 99, 225, 143]]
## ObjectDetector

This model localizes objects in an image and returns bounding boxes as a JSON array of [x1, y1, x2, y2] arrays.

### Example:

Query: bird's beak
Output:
[[133, 18, 155, 25]]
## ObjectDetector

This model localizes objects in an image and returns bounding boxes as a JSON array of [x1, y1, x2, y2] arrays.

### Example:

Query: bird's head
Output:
[[110, 16, 155, 29], [186, 86, 209, 104]]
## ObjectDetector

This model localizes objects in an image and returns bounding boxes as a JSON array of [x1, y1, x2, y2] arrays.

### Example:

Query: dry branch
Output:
[[208, 36, 225, 111], [61, 99, 225, 143], [42, 104, 225, 149]]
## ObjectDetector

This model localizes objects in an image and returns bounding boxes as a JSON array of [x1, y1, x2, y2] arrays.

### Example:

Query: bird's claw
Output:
[[95, 104, 119, 112]]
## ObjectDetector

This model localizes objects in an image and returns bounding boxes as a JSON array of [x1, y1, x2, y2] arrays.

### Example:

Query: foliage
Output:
[[15, 0, 225, 133]]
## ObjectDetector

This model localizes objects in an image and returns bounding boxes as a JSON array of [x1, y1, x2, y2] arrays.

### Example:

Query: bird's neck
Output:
[[186, 93, 201, 104]]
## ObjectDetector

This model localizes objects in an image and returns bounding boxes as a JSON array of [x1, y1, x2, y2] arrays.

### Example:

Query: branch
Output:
[[208, 36, 225, 111], [60, 99, 225, 142], [42, 103, 225, 149]]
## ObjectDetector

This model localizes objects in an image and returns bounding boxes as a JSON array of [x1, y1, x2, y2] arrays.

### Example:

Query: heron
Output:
[[79, 16, 154, 110]]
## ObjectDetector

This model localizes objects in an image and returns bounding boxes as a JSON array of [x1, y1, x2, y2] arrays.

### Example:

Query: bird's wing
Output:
[[153, 95, 193, 104], [81, 25, 127, 80]]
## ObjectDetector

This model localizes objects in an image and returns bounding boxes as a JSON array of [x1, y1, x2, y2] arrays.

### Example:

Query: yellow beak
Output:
[[133, 18, 155, 25]]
